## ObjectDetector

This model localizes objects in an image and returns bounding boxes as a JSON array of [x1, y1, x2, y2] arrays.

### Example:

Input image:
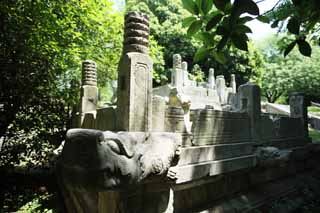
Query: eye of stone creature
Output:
[[107, 140, 121, 154]]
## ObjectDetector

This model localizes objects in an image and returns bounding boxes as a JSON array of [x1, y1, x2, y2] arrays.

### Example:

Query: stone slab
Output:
[[169, 155, 256, 184], [192, 110, 251, 146], [177, 142, 254, 166], [96, 107, 116, 131]]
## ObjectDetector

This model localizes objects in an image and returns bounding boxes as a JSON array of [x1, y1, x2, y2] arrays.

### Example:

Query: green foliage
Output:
[[126, 0, 262, 86], [181, 0, 260, 61], [259, 35, 320, 103], [0, 0, 123, 167], [261, 0, 320, 57]]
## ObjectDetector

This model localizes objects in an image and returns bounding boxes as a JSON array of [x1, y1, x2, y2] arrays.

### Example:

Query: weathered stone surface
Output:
[[82, 60, 97, 86], [96, 107, 117, 131], [116, 53, 153, 131], [216, 75, 226, 104], [238, 83, 261, 143], [58, 129, 181, 190], [230, 74, 236, 93], [290, 92, 308, 137], [168, 155, 256, 184], [192, 109, 251, 145], [123, 12, 150, 54], [177, 142, 254, 166], [208, 68, 215, 89], [152, 95, 166, 132]]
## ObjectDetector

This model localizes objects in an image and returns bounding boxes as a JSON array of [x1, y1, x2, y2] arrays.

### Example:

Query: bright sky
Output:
[[248, 0, 279, 41], [111, 0, 278, 41]]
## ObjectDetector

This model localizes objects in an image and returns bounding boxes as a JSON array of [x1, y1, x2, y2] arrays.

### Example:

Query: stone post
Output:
[[231, 74, 236, 93], [80, 60, 98, 113], [182, 61, 189, 86], [116, 12, 153, 131], [290, 92, 308, 138], [171, 54, 183, 87], [216, 75, 226, 104], [208, 68, 215, 89], [238, 83, 261, 143]]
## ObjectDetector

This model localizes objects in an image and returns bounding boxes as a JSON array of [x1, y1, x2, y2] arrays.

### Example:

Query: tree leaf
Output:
[[206, 13, 223, 31], [287, 16, 300, 35], [271, 20, 279, 28], [297, 40, 312, 57], [213, 0, 230, 11], [284, 41, 296, 57], [238, 16, 253, 24], [182, 0, 199, 15], [231, 33, 248, 51], [217, 35, 229, 50], [215, 25, 228, 35], [236, 24, 252, 33], [257, 15, 270, 23], [196, 32, 215, 45], [201, 0, 213, 15], [187, 20, 203, 36], [234, 0, 259, 16], [194, 46, 210, 62], [183, 17, 197, 28], [212, 51, 227, 64]]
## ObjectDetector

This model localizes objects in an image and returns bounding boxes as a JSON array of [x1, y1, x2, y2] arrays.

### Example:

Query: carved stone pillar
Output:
[[290, 92, 308, 138], [238, 83, 261, 143], [80, 60, 98, 113], [208, 68, 215, 89], [231, 74, 236, 93], [171, 54, 183, 87], [216, 75, 226, 104], [117, 12, 153, 131], [182, 61, 189, 86]]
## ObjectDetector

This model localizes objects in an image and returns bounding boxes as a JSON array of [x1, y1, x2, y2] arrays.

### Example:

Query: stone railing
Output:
[[58, 11, 312, 213]]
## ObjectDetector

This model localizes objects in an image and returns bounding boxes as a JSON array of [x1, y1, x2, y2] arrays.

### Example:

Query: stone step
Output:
[[178, 142, 254, 166], [169, 155, 257, 184]]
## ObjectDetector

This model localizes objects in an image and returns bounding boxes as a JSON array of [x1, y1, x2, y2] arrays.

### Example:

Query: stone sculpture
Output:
[[58, 128, 181, 190], [117, 11, 153, 132]]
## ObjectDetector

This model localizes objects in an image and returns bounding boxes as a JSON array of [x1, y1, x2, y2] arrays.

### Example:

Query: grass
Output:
[[309, 128, 320, 142], [308, 106, 320, 114]]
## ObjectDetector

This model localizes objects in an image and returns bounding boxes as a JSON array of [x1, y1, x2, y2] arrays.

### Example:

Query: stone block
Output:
[[80, 85, 98, 113], [152, 95, 166, 132], [169, 155, 256, 184], [192, 110, 251, 145], [96, 107, 116, 131], [177, 143, 254, 166], [116, 52, 153, 131]]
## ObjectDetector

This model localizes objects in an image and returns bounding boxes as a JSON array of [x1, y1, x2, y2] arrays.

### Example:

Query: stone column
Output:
[[208, 68, 215, 89], [231, 74, 236, 93], [238, 83, 261, 143], [80, 60, 98, 113], [216, 75, 226, 104], [182, 61, 189, 86], [171, 54, 183, 87], [116, 12, 153, 132], [290, 92, 308, 137]]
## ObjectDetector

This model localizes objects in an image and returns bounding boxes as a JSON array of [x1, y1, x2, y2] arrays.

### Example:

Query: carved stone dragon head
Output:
[[58, 129, 181, 191]]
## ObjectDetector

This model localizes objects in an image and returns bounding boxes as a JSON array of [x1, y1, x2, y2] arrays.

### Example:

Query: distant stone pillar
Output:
[[182, 61, 189, 86], [238, 83, 261, 143], [171, 54, 183, 87], [116, 12, 153, 131], [80, 60, 98, 113], [231, 74, 236, 93], [216, 75, 226, 104], [290, 92, 308, 137], [208, 68, 215, 89]]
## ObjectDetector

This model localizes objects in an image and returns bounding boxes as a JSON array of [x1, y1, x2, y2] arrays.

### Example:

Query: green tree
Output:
[[0, 0, 123, 167], [259, 35, 320, 103]]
